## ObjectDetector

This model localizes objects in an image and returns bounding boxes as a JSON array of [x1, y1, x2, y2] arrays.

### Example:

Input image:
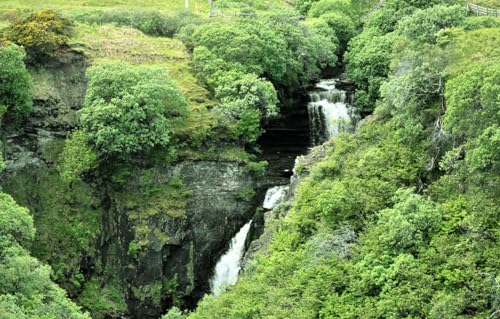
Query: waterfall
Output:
[[210, 220, 252, 296], [210, 186, 288, 296], [263, 185, 289, 210], [210, 78, 354, 297], [308, 79, 352, 145]]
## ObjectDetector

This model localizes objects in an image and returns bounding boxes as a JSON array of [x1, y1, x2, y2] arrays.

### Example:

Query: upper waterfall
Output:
[[308, 79, 353, 145]]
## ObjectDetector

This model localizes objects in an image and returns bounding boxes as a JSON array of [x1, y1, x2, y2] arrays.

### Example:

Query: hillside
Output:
[[0, 0, 498, 319]]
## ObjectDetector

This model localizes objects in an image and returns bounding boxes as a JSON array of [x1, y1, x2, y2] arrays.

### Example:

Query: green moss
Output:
[[237, 187, 256, 202], [79, 277, 127, 319], [1, 167, 102, 295], [131, 281, 163, 306]]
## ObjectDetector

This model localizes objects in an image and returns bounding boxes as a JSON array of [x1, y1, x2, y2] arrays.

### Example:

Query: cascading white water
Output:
[[308, 79, 352, 145], [210, 220, 252, 296], [210, 186, 288, 296], [263, 185, 289, 210], [210, 78, 354, 297]]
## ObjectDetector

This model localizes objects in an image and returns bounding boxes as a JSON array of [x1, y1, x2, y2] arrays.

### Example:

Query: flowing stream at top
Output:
[[209, 78, 354, 296]]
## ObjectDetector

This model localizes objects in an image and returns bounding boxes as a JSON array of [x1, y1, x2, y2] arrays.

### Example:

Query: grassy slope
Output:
[[0, 0, 210, 14]]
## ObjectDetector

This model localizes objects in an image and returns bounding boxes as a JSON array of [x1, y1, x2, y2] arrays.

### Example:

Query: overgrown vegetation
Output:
[[0, 44, 32, 123], [187, 1, 500, 318], [1, 9, 72, 62]]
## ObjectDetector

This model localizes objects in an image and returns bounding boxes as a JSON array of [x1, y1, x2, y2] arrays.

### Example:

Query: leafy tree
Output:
[[0, 193, 34, 248], [0, 44, 32, 122], [0, 193, 90, 319], [213, 71, 278, 143], [80, 62, 186, 156], [308, 0, 354, 18], [162, 306, 186, 319], [396, 5, 466, 44], [3, 9, 72, 61], [385, 0, 442, 10], [262, 9, 338, 88], [345, 29, 395, 113], [192, 20, 288, 84], [318, 12, 356, 51]]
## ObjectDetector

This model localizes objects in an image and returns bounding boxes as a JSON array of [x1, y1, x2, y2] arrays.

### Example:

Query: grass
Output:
[[0, 0, 210, 14]]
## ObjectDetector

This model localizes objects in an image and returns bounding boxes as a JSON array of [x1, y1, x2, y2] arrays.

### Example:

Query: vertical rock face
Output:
[[0, 50, 258, 319], [103, 161, 256, 319]]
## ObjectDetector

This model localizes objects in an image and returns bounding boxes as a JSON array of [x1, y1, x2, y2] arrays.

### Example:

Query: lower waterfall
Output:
[[210, 220, 253, 296]]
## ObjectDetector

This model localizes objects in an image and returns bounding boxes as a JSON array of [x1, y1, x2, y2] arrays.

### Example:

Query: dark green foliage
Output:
[[0, 44, 32, 122], [80, 62, 187, 155], [396, 5, 466, 44]]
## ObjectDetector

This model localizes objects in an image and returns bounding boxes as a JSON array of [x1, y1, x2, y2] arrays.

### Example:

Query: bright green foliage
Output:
[[345, 29, 395, 113], [213, 71, 278, 143], [0, 193, 90, 319], [4, 9, 72, 60], [80, 62, 187, 155], [214, 71, 278, 121], [58, 130, 97, 183], [74, 9, 201, 37], [318, 12, 356, 51], [385, 0, 442, 10], [0, 44, 32, 122], [0, 193, 34, 248], [192, 20, 288, 84], [189, 8, 499, 319], [308, 0, 354, 18], [396, 5, 466, 44], [445, 63, 500, 173], [295, 0, 320, 14], [263, 8, 338, 87], [162, 307, 186, 319]]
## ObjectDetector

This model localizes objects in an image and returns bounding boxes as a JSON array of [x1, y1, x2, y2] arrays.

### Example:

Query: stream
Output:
[[209, 78, 354, 296]]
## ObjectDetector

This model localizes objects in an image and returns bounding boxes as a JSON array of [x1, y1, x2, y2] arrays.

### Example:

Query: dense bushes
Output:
[[2, 9, 72, 61], [187, 4, 499, 319], [0, 44, 32, 122], [188, 8, 338, 143], [80, 62, 186, 156], [0, 193, 90, 319]]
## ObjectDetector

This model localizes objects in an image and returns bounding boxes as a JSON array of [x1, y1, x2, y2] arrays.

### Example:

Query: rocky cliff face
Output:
[[101, 161, 256, 318], [0, 50, 258, 319]]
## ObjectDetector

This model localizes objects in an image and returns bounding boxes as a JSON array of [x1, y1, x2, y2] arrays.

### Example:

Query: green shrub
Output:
[[237, 187, 256, 202], [0, 44, 32, 123], [162, 307, 186, 319], [308, 0, 354, 18], [58, 130, 97, 183], [318, 12, 356, 51], [4, 9, 72, 61], [80, 62, 187, 156]]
